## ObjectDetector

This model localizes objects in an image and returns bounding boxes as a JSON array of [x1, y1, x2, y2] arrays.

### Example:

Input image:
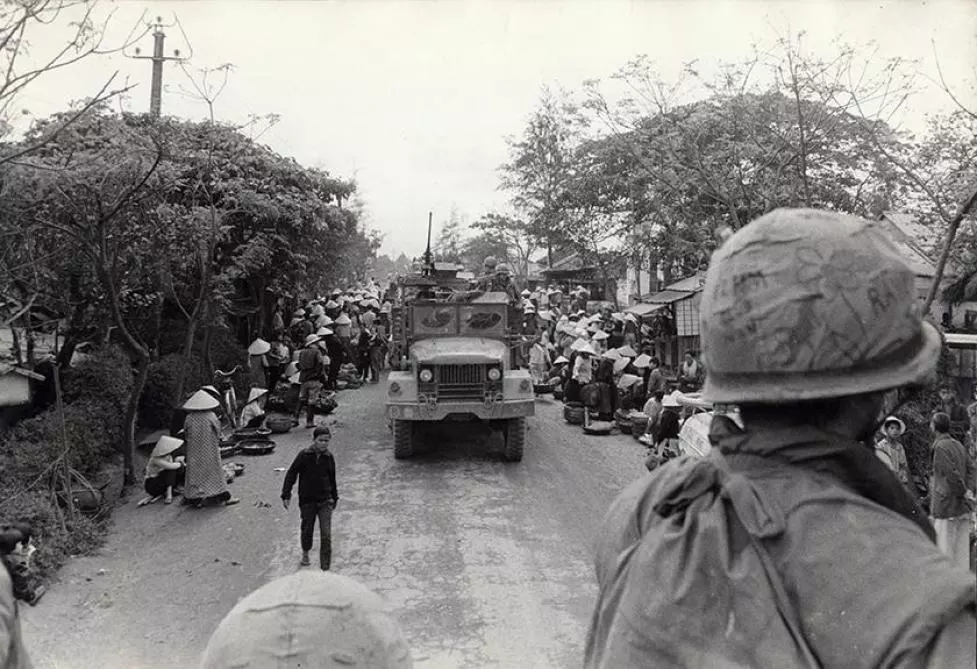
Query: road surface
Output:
[[22, 379, 650, 669]]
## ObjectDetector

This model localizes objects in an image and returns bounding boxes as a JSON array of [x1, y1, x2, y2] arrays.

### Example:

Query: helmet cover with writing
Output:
[[700, 208, 941, 403]]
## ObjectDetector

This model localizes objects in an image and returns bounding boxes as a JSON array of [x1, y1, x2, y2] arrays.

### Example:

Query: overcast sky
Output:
[[14, 0, 977, 256]]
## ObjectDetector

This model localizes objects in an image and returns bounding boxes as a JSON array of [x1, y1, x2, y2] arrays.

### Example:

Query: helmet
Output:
[[483, 256, 498, 270], [200, 572, 412, 669], [700, 208, 941, 404], [496, 264, 511, 275]]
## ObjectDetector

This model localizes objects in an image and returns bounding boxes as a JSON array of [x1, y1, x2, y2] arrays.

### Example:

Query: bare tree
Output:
[[0, 0, 147, 166]]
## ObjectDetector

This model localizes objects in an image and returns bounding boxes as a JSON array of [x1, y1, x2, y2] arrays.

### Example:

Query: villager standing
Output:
[[875, 416, 911, 487], [247, 339, 271, 390], [929, 412, 975, 569], [586, 208, 977, 668], [281, 426, 339, 570], [265, 335, 290, 391], [295, 334, 326, 428], [182, 390, 240, 508], [939, 383, 971, 444]]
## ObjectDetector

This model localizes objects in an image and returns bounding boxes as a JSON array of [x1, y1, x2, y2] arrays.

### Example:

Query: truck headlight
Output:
[[419, 368, 434, 383], [389, 382, 401, 396], [487, 367, 501, 381]]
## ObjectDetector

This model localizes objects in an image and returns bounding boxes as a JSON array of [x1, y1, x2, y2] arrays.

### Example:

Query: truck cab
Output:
[[385, 283, 535, 462]]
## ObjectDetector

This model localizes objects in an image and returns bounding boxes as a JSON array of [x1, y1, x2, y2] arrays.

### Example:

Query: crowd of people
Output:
[[5, 210, 977, 667]]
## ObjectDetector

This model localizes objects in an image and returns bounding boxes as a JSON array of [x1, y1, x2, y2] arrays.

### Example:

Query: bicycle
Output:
[[214, 365, 242, 430]]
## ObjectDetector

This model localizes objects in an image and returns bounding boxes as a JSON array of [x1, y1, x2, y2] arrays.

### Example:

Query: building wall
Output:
[[0, 374, 32, 406]]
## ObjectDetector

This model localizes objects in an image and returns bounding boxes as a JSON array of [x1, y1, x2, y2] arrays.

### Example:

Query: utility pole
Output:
[[127, 15, 189, 119]]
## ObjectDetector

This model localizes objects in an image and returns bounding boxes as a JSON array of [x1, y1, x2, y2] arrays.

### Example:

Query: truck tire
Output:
[[503, 417, 525, 462], [393, 420, 415, 459]]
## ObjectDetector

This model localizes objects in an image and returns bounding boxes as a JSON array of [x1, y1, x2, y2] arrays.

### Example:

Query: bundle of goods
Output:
[[221, 462, 246, 482], [552, 387, 564, 401], [563, 402, 585, 425], [266, 416, 296, 434], [314, 391, 338, 415], [583, 420, 614, 435], [614, 409, 633, 434], [533, 382, 554, 395]]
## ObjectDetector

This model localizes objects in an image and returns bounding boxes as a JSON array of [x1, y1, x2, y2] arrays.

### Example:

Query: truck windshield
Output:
[[412, 305, 458, 336], [460, 305, 506, 337]]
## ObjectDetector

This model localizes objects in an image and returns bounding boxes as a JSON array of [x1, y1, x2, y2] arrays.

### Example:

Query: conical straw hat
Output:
[[593, 330, 609, 341], [633, 353, 652, 368], [304, 333, 321, 346], [183, 389, 220, 411], [151, 435, 184, 458], [613, 357, 629, 374], [617, 345, 638, 358], [553, 355, 569, 365], [246, 388, 268, 404], [248, 338, 271, 355]]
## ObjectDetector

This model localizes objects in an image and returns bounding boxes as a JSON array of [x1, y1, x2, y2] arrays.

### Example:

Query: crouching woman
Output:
[[142, 435, 186, 505]]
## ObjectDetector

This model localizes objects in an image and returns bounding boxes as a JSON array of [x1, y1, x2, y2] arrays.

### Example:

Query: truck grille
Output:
[[436, 364, 485, 401]]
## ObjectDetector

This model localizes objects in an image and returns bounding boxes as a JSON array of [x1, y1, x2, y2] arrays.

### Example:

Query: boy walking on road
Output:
[[281, 426, 339, 570]]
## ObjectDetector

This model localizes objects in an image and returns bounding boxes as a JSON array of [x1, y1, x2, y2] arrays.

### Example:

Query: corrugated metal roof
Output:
[[664, 272, 707, 292], [642, 289, 695, 304], [626, 302, 665, 316]]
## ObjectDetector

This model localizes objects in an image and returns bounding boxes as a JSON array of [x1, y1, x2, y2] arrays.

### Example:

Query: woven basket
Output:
[[219, 444, 239, 458], [583, 421, 614, 435], [533, 383, 553, 395], [266, 416, 295, 434], [564, 403, 585, 425], [238, 439, 276, 456], [629, 413, 650, 439], [233, 427, 272, 442], [615, 415, 633, 434]]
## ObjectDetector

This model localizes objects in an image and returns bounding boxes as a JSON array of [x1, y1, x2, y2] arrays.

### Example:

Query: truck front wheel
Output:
[[393, 420, 416, 459], [503, 417, 525, 462]]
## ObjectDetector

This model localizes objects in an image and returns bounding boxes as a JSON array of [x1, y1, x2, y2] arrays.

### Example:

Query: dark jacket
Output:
[[930, 434, 971, 518], [281, 446, 338, 504], [297, 346, 324, 384]]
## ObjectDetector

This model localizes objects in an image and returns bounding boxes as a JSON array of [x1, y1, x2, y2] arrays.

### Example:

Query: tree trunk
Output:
[[174, 311, 200, 405], [122, 353, 151, 485], [923, 186, 977, 316]]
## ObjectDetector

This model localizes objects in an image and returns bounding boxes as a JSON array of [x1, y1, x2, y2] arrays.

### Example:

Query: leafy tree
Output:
[[469, 213, 538, 281], [434, 207, 464, 263], [500, 87, 580, 266]]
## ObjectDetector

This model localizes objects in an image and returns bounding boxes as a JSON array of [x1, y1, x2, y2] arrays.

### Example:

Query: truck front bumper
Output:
[[385, 399, 535, 422]]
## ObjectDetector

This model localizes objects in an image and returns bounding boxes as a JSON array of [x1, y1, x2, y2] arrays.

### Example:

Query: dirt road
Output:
[[21, 380, 650, 669]]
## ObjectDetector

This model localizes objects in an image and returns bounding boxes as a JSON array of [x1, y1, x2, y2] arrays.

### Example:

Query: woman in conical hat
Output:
[[239, 388, 269, 429], [138, 435, 187, 506], [248, 339, 271, 390], [182, 391, 239, 508]]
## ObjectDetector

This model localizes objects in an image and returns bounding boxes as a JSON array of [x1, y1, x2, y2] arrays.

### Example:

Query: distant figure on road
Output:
[[282, 426, 339, 570], [585, 209, 977, 668], [295, 334, 326, 428], [929, 411, 975, 569], [199, 571, 412, 669]]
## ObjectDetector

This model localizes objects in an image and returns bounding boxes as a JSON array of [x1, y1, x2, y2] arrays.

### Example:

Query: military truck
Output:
[[385, 216, 534, 461]]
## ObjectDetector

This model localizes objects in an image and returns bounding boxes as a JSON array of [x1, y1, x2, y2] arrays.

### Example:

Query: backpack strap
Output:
[[711, 451, 823, 668]]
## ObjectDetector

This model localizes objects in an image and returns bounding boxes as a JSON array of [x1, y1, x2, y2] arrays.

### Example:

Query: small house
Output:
[[0, 362, 45, 407]]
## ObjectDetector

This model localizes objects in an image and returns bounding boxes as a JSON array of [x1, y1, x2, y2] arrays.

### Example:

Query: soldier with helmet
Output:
[[586, 209, 976, 668]]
